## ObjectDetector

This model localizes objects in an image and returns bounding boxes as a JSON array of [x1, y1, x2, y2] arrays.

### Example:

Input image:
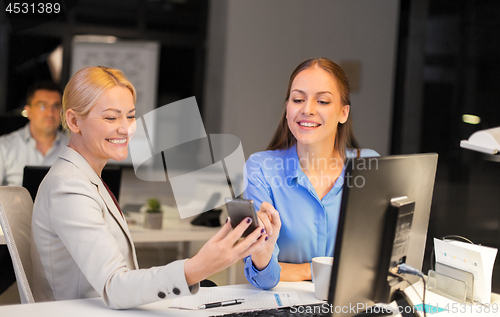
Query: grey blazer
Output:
[[31, 147, 198, 308]]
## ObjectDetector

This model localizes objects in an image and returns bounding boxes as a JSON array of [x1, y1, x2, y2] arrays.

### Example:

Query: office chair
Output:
[[0, 187, 35, 304]]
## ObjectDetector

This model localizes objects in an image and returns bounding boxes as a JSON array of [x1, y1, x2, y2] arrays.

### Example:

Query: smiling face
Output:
[[68, 86, 136, 173], [286, 66, 349, 149]]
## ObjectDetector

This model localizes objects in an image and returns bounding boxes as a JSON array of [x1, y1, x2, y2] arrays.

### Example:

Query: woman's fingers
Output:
[[225, 216, 257, 243], [209, 217, 232, 243], [257, 212, 272, 236], [210, 203, 279, 262], [188, 214, 271, 284], [239, 234, 268, 259], [270, 207, 281, 228], [259, 202, 275, 218], [258, 202, 281, 234], [233, 226, 267, 256]]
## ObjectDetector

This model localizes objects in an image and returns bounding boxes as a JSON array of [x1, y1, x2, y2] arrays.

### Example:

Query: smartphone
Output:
[[225, 198, 259, 237]]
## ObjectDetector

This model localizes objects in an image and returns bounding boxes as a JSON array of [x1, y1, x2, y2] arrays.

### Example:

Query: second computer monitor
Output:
[[23, 165, 123, 201]]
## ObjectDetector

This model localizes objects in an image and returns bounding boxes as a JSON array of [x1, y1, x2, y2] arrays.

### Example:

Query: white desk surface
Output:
[[126, 217, 220, 245], [0, 280, 499, 316], [0, 282, 320, 317]]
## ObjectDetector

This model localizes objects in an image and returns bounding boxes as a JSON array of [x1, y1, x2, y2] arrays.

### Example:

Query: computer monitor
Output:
[[328, 153, 438, 317], [22, 165, 123, 201]]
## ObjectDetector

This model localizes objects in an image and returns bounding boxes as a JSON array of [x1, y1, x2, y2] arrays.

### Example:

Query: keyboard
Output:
[[210, 304, 325, 317], [209, 304, 394, 317]]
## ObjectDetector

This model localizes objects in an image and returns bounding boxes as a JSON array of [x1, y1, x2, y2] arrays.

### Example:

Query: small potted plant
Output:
[[143, 198, 163, 229]]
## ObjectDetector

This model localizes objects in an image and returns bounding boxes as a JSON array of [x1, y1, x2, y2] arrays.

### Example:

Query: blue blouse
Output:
[[243, 145, 379, 289]]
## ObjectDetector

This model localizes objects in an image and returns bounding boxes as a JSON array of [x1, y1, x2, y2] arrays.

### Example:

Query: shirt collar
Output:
[[53, 129, 66, 145], [21, 123, 32, 142], [283, 144, 348, 192], [21, 123, 66, 145], [284, 144, 300, 186], [331, 164, 346, 196]]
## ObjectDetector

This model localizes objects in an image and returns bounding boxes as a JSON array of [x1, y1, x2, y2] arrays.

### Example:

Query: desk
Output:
[[127, 213, 218, 242], [0, 281, 499, 316], [126, 214, 219, 258], [0, 217, 219, 247], [405, 280, 500, 316], [125, 215, 240, 284], [0, 282, 320, 317]]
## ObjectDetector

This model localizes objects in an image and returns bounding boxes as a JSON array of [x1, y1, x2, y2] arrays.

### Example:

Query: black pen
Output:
[[198, 298, 245, 309]]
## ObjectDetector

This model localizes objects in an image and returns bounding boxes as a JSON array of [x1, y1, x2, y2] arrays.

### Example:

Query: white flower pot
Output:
[[143, 213, 163, 229]]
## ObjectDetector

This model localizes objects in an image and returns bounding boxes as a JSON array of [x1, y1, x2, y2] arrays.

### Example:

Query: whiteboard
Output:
[[70, 40, 160, 165]]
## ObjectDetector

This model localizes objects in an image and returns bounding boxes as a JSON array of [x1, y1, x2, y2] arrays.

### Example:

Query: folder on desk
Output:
[[169, 288, 302, 312], [433, 238, 498, 305]]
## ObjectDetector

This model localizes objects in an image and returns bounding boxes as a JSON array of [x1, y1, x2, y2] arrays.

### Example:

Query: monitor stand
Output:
[[354, 290, 419, 317], [393, 290, 420, 317], [354, 309, 393, 316]]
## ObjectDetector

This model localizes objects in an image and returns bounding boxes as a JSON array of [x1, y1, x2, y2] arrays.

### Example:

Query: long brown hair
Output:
[[266, 58, 359, 160]]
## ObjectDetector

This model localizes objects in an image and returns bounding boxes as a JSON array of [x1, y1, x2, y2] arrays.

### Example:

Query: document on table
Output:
[[169, 288, 301, 312], [434, 238, 498, 305]]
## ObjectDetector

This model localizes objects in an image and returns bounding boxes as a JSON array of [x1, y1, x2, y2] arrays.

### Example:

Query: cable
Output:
[[398, 274, 427, 317], [396, 263, 427, 317], [398, 263, 424, 278], [421, 276, 427, 317], [441, 235, 474, 244]]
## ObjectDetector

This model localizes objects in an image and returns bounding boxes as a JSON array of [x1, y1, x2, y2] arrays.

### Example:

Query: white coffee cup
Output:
[[312, 256, 334, 301]]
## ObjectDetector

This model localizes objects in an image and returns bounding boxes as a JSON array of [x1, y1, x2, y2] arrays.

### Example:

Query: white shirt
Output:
[[0, 123, 68, 186]]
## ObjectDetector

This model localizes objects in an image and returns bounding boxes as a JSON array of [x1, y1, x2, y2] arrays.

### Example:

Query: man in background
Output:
[[0, 80, 68, 186], [0, 80, 68, 298]]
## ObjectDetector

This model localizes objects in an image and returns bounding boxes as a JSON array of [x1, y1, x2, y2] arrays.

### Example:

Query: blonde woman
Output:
[[31, 66, 269, 308]]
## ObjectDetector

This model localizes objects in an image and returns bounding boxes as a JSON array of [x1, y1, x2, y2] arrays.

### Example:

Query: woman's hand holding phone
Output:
[[183, 215, 267, 286], [251, 202, 281, 271]]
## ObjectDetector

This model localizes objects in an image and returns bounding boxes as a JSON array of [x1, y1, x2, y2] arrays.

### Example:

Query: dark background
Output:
[[0, 0, 207, 126], [393, 0, 500, 293]]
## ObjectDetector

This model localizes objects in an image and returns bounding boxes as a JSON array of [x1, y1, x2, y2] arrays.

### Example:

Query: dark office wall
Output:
[[204, 0, 400, 158], [0, 0, 208, 119], [393, 0, 500, 292]]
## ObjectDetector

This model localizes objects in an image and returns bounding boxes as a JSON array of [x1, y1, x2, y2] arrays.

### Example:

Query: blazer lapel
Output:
[[95, 180, 139, 269], [59, 147, 139, 269]]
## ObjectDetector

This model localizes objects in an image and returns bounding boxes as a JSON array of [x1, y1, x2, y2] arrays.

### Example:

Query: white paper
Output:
[[434, 238, 498, 304], [169, 288, 301, 312]]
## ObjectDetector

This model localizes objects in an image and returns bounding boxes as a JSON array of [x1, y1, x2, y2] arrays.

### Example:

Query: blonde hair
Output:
[[61, 66, 137, 130]]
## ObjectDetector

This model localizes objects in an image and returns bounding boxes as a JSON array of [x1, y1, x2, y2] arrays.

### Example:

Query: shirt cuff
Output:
[[243, 254, 280, 289], [189, 283, 199, 294]]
